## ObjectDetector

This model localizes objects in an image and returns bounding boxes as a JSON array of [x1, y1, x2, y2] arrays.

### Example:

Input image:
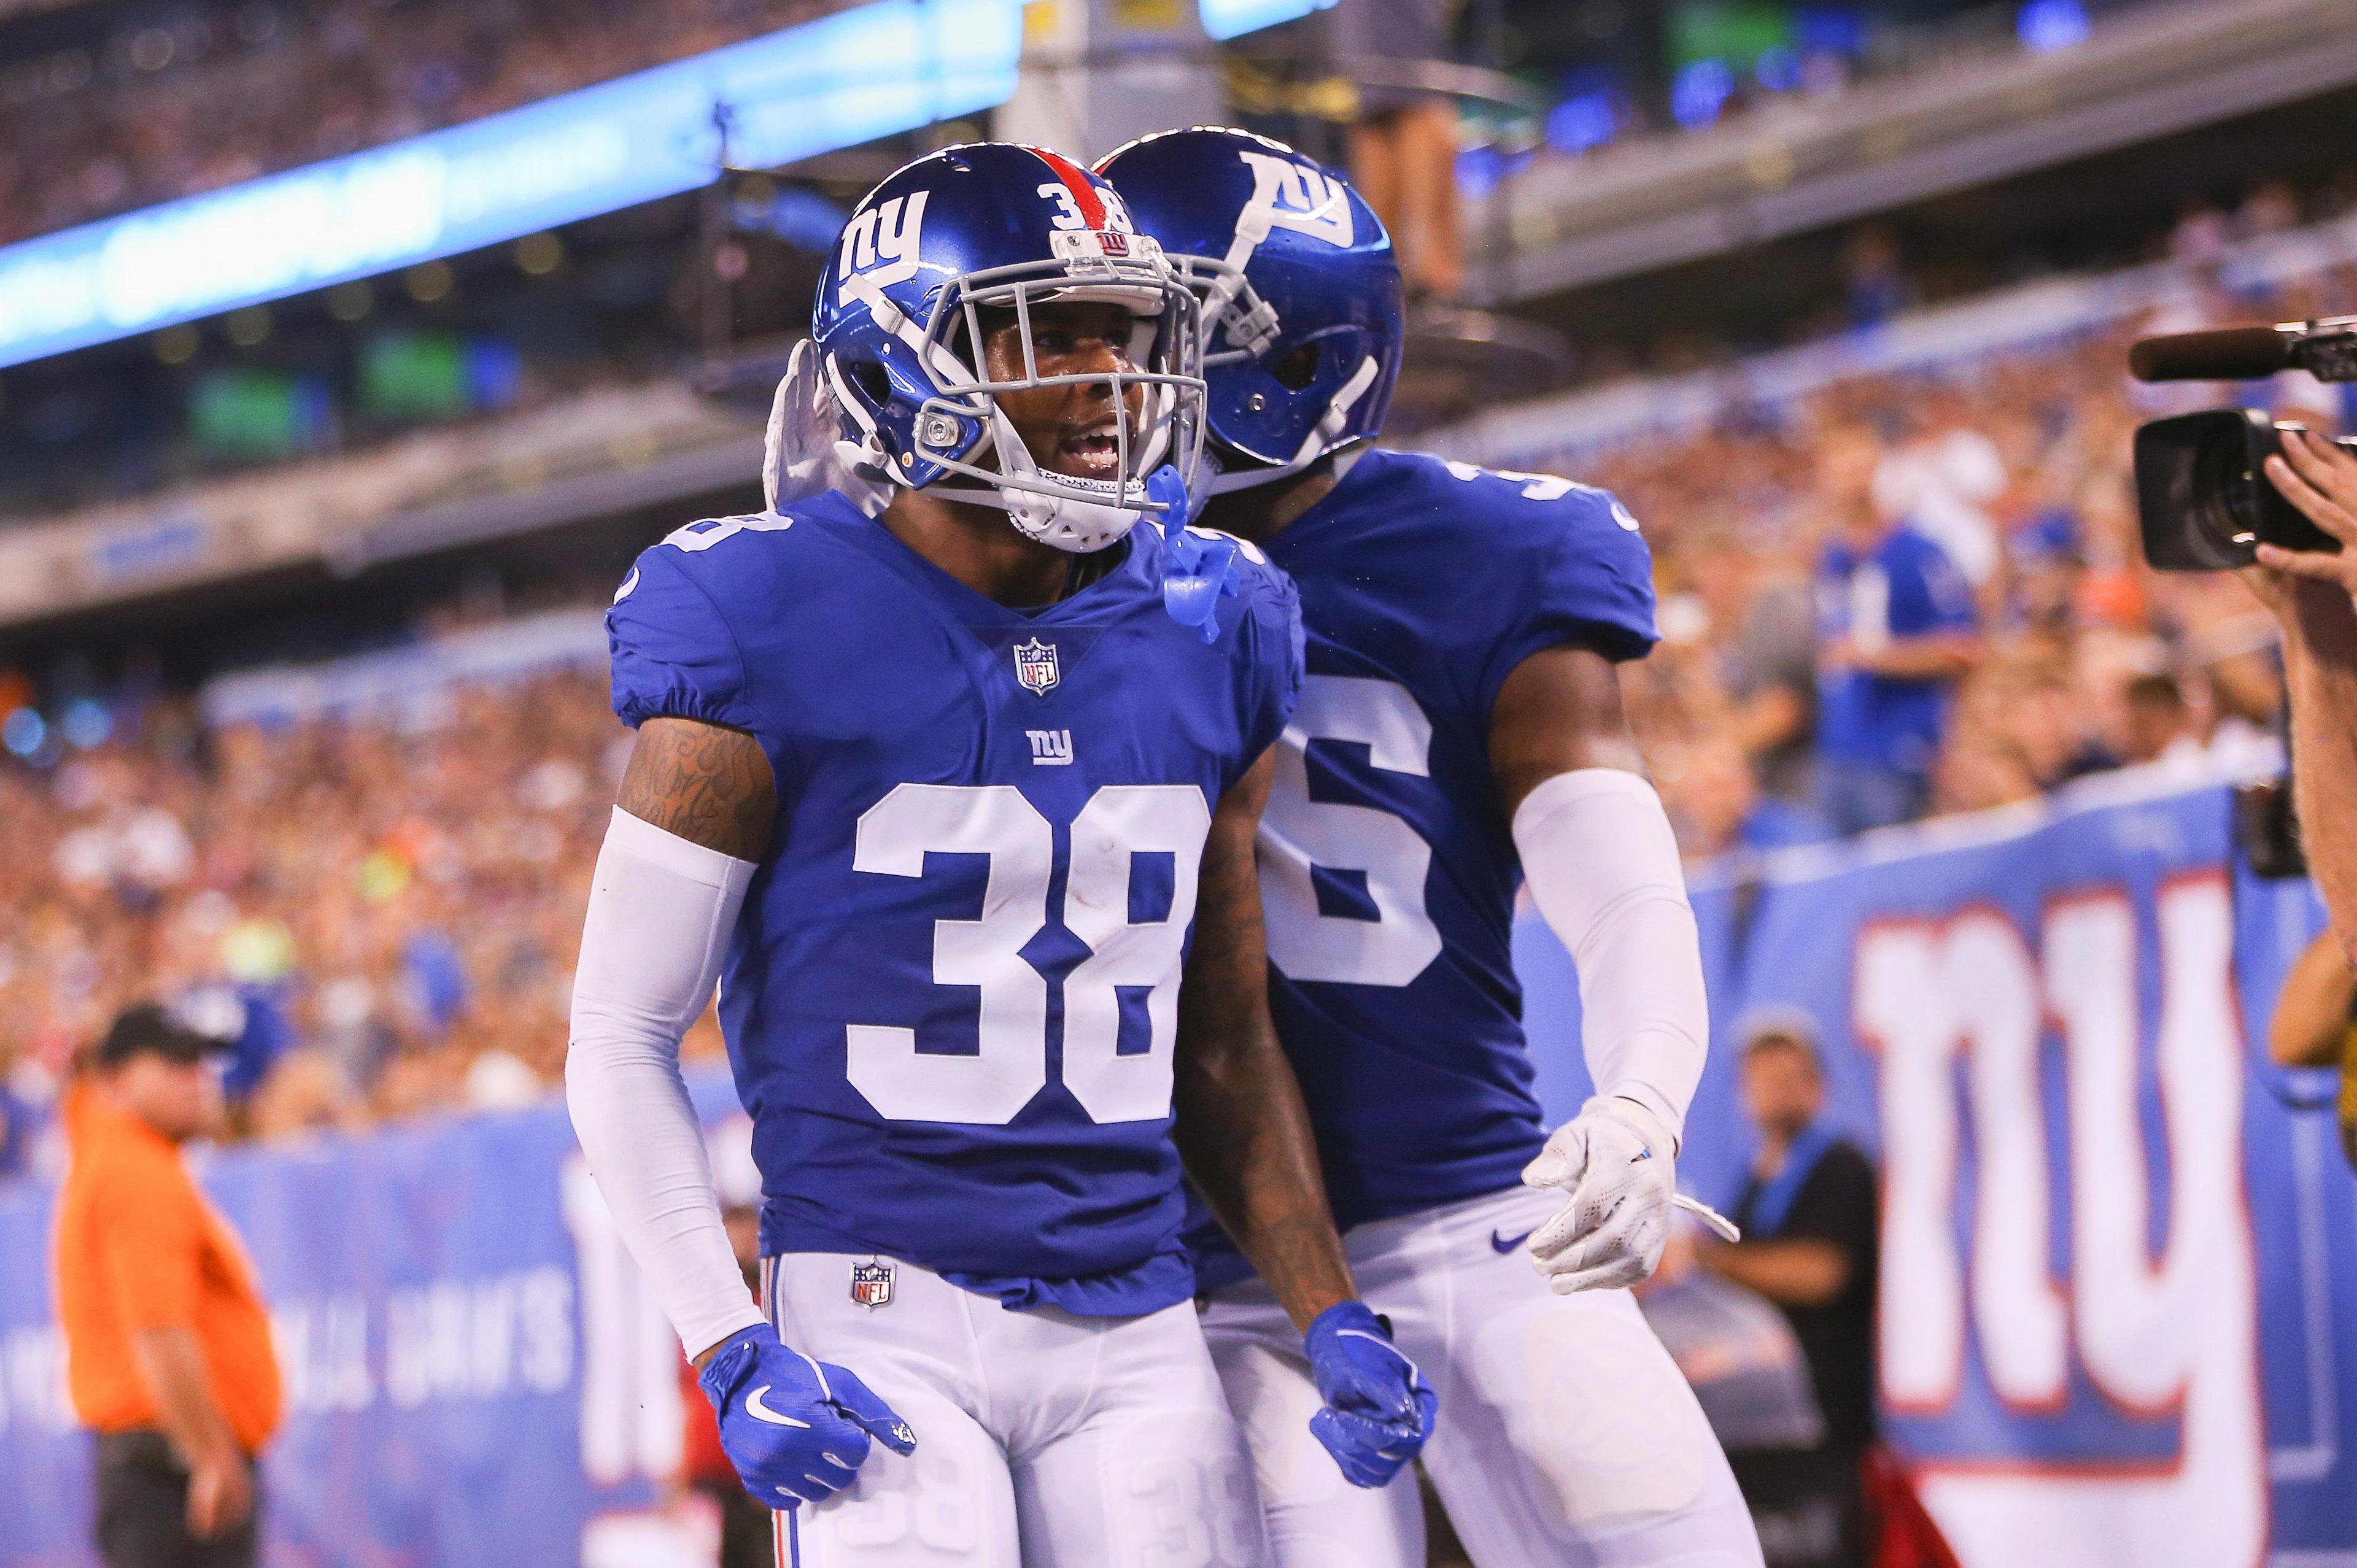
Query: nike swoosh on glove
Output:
[[1522, 1095, 1681, 1294], [1303, 1301, 1438, 1488], [697, 1323, 916, 1510]]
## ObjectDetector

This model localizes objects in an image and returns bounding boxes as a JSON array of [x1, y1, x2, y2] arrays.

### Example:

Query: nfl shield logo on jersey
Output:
[[1013, 637, 1059, 697], [849, 1260, 896, 1309]]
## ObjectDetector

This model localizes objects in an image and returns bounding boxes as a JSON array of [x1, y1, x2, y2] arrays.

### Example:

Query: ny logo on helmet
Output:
[[835, 191, 929, 306], [1237, 151, 1353, 248]]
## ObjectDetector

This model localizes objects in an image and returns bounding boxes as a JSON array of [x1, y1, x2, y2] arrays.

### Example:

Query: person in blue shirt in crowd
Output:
[[1809, 428, 1982, 836]]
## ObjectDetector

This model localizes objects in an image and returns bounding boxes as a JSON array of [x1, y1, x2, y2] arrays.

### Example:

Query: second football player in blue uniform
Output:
[[1101, 129, 1765, 1566], [565, 144, 1433, 1567]]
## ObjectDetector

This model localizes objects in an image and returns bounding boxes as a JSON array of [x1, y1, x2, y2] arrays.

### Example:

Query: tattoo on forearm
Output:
[[1173, 785, 1356, 1330], [616, 717, 777, 861]]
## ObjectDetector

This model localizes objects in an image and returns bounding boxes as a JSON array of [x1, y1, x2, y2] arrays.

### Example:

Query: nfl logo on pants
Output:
[[850, 1260, 896, 1309]]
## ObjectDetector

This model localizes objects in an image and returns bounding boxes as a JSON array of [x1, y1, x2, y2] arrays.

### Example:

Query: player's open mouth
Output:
[[1057, 420, 1123, 479]]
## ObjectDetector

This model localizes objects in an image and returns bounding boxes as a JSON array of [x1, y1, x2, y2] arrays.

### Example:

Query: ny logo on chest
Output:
[[1027, 729, 1074, 767]]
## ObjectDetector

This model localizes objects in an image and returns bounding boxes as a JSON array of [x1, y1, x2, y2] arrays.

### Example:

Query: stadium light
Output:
[[0, 0, 1023, 371], [1198, 0, 1335, 44]]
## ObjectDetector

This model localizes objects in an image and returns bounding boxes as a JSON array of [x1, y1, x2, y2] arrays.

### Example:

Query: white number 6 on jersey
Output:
[[1258, 675, 1443, 987]]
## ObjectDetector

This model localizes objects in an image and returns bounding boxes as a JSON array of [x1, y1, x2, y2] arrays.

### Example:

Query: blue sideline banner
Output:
[[2, 779, 2351, 1566], [0, 1075, 753, 1568], [1520, 778, 2356, 1567]]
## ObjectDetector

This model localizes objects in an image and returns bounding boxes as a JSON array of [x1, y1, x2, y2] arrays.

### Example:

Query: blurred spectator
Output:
[[1689, 527, 1818, 803], [0, 1073, 29, 1178], [243, 1049, 363, 1142], [1809, 428, 1983, 835], [1647, 1219, 1829, 1434], [1927, 724, 2040, 819], [1702, 1013, 1879, 1568], [1873, 399, 2007, 590], [1840, 225, 1912, 330], [2117, 671, 2197, 767], [2266, 929, 2357, 1168], [1334, 0, 1461, 303], [2001, 661, 2115, 790], [1673, 738, 1830, 859], [53, 1005, 281, 1568]]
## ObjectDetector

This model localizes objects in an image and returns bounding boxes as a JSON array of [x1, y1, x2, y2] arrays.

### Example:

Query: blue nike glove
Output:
[[697, 1322, 917, 1510], [1302, 1301, 1438, 1488]]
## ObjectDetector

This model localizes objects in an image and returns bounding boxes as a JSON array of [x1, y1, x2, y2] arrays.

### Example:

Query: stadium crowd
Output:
[[0, 665, 691, 1180], [0, 264, 2340, 1176], [0, 0, 846, 245], [1606, 307, 2305, 855]]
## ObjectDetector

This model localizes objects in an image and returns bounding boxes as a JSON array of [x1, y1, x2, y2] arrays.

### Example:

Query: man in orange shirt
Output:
[[53, 1004, 282, 1568]]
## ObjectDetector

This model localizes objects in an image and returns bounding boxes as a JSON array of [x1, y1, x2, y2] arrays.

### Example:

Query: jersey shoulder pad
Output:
[[641, 508, 815, 600], [1196, 523, 1300, 638], [1411, 452, 1645, 547], [605, 511, 805, 732], [1404, 452, 1660, 666], [1182, 523, 1304, 760], [1185, 522, 1291, 604]]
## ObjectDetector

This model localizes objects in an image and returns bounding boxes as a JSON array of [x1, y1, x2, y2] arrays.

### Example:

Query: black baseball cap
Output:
[[93, 1003, 234, 1069]]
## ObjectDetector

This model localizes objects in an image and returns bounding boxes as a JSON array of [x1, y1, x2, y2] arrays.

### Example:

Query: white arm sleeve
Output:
[[567, 805, 767, 1358], [1511, 768, 1708, 1148]]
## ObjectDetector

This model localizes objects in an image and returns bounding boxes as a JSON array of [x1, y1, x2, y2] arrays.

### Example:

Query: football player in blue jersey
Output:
[[564, 143, 1434, 1567], [1099, 129, 1767, 1566]]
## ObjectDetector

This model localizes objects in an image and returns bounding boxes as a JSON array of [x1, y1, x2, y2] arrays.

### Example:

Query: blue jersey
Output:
[[1814, 523, 1977, 777], [607, 492, 1303, 1315], [1189, 448, 1657, 1284]]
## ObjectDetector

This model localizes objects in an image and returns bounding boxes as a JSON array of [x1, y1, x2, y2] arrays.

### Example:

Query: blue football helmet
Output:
[[810, 142, 1206, 551], [1095, 128, 1403, 493]]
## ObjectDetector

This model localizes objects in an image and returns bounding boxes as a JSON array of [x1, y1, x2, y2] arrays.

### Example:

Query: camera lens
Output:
[[2189, 424, 2263, 554]]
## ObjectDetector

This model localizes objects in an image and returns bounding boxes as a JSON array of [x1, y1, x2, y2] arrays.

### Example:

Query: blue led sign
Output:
[[0, 0, 1021, 368]]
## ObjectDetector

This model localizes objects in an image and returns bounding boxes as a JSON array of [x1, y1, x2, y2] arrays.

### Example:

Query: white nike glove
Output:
[[762, 338, 891, 517], [1522, 1096, 1736, 1294]]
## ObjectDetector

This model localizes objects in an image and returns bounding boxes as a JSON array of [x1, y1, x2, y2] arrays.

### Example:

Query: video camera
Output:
[[2129, 317, 2357, 571]]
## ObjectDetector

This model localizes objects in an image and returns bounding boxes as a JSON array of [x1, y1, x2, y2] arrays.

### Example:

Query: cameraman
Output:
[[2250, 427, 2357, 963]]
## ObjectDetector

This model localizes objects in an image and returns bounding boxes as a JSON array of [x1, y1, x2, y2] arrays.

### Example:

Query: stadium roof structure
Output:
[[1468, 0, 2357, 307], [0, 0, 1023, 371]]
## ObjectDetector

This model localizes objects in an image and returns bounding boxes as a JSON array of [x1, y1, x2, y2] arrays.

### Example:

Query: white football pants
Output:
[[763, 1253, 1271, 1568], [1202, 1186, 1765, 1568]]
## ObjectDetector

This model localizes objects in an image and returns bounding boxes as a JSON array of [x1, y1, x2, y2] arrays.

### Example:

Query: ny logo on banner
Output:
[[1857, 877, 2262, 1568]]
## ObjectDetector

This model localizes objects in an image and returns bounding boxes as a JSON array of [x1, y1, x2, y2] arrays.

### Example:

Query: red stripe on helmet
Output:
[[1026, 145, 1107, 229]]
